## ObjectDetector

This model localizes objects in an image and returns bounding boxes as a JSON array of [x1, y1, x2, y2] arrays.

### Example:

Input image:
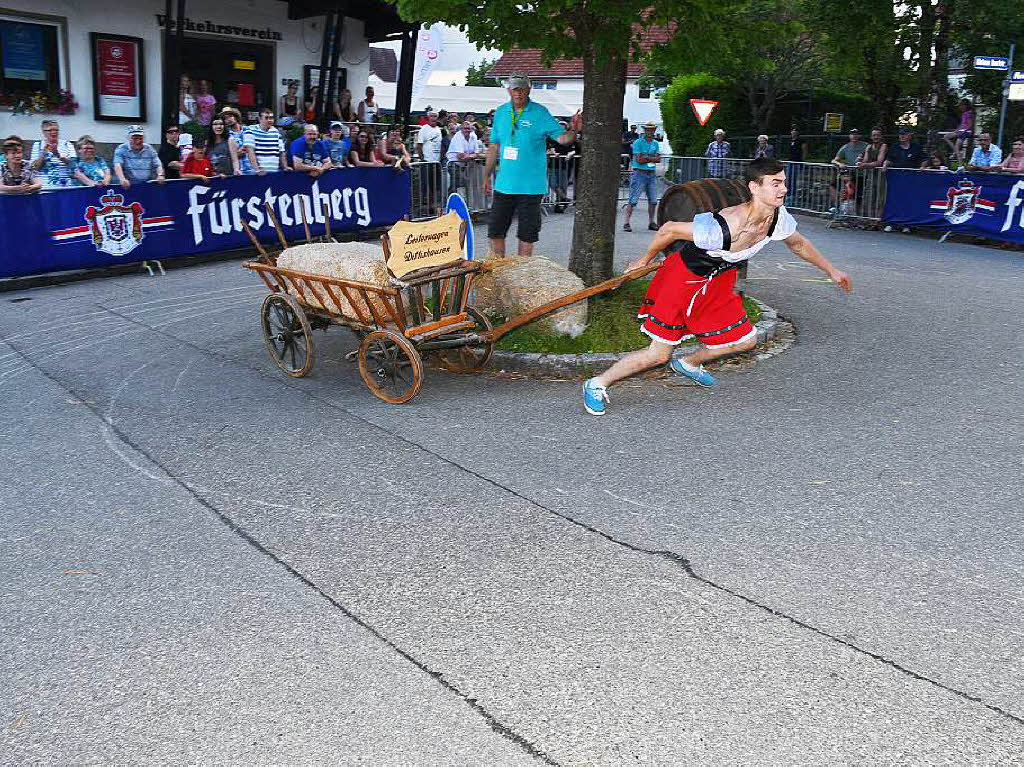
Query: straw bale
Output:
[[473, 253, 588, 337], [275, 242, 393, 321]]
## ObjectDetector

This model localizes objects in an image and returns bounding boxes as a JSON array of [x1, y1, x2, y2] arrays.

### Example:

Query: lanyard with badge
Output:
[[503, 106, 523, 161]]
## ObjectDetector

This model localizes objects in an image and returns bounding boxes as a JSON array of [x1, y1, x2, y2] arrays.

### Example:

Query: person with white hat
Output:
[[484, 73, 582, 256], [113, 125, 164, 189], [622, 121, 661, 232], [416, 110, 444, 214]]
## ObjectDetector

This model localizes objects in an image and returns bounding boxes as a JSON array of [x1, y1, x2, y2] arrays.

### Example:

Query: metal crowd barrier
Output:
[[409, 155, 582, 220], [619, 156, 887, 225], [408, 159, 490, 221], [543, 154, 578, 212]]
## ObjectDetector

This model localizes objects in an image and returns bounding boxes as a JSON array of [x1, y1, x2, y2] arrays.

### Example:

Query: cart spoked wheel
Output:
[[358, 329, 424, 404], [261, 293, 315, 377], [438, 306, 494, 373]]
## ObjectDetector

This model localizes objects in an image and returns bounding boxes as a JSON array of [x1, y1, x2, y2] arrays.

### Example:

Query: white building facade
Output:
[[0, 0, 375, 143]]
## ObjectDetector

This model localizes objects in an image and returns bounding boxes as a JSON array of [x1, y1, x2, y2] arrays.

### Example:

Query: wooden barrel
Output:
[[655, 178, 750, 227], [655, 177, 751, 279]]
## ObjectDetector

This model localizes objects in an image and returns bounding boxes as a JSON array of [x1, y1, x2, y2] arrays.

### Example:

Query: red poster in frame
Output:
[[91, 33, 146, 121]]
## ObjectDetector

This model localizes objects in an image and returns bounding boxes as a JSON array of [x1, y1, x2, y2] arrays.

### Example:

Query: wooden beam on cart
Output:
[[482, 263, 663, 343]]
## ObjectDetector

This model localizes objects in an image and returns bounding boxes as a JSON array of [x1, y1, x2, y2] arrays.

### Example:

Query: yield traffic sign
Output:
[[689, 99, 718, 126]]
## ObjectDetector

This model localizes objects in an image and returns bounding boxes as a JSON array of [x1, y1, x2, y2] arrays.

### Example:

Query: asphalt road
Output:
[[2, 209, 1022, 763]]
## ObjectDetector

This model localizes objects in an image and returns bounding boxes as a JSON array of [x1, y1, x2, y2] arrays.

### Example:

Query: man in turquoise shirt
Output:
[[622, 121, 661, 232], [484, 73, 582, 256]]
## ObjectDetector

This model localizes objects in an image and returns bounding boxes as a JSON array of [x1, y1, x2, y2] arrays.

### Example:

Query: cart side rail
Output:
[[244, 261, 407, 330]]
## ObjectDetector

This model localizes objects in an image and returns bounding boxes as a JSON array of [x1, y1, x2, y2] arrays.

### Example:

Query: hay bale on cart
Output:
[[473, 254, 588, 338], [275, 241, 392, 320]]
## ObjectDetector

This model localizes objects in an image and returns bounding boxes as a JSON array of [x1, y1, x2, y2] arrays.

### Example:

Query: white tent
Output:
[[370, 79, 583, 118]]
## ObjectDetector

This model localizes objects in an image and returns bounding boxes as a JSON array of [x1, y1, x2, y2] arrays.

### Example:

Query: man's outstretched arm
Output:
[[784, 232, 852, 292], [625, 221, 694, 271]]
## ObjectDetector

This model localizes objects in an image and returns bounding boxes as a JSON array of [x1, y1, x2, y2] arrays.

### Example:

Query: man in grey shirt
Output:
[[831, 128, 868, 167], [113, 125, 165, 189]]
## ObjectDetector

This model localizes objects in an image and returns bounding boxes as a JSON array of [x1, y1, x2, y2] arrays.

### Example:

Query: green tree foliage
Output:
[[465, 58, 500, 87], [949, 1, 1024, 140], [649, 0, 826, 133], [389, 0, 718, 285], [796, 0, 908, 129]]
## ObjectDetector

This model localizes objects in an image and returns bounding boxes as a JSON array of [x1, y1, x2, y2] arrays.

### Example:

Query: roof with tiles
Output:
[[487, 25, 674, 79]]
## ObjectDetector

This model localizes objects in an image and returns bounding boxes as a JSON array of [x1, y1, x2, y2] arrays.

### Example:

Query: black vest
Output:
[[671, 209, 778, 277]]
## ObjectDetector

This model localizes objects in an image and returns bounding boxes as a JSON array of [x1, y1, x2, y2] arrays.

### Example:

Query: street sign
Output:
[[689, 99, 717, 126], [1009, 83, 1024, 102], [973, 56, 1009, 70], [823, 112, 843, 133], [1012, 71, 1024, 82]]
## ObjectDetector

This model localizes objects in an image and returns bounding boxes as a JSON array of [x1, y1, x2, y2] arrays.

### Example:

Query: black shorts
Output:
[[488, 192, 543, 243]]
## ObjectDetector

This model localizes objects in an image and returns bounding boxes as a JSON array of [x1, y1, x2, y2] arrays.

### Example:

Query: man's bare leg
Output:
[[680, 336, 756, 367], [623, 203, 634, 228], [594, 340, 673, 388], [490, 238, 505, 257], [594, 335, 756, 389], [517, 240, 534, 256]]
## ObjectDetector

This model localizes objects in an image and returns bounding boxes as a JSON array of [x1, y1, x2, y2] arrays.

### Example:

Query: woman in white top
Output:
[[357, 86, 379, 124], [178, 74, 197, 124]]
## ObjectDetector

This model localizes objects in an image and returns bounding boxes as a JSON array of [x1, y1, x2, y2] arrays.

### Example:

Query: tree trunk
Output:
[[568, 51, 628, 286], [916, 0, 936, 126], [928, 2, 950, 131]]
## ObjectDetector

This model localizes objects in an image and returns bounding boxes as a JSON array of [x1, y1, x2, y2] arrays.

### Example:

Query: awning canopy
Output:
[[284, 0, 416, 42], [370, 80, 585, 118]]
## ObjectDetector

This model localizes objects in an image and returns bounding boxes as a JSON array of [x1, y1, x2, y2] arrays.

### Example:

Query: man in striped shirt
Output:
[[243, 108, 290, 175]]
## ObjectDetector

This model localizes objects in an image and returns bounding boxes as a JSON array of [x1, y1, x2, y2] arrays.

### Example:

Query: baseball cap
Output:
[[329, 120, 343, 128], [643, 121, 657, 129], [506, 73, 531, 89], [897, 125, 912, 135], [127, 125, 144, 137], [426, 109, 438, 116], [849, 127, 860, 134]]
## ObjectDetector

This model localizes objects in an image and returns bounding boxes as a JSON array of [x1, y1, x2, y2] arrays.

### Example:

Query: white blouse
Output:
[[692, 207, 797, 263]]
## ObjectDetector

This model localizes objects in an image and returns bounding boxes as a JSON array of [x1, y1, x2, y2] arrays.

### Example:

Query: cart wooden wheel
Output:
[[438, 306, 494, 373], [358, 329, 424, 404], [261, 293, 315, 377]]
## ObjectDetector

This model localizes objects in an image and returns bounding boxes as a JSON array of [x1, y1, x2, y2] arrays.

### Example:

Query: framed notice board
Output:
[[90, 33, 146, 121]]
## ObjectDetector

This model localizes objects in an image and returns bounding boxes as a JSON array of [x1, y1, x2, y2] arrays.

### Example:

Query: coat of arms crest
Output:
[[84, 190, 145, 256]]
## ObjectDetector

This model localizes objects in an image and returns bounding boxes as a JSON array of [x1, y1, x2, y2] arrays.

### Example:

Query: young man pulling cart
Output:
[[583, 157, 853, 416]]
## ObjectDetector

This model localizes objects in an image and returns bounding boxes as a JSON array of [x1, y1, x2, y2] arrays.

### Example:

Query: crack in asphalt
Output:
[[14, 299, 1024, 745], [0, 331, 559, 766]]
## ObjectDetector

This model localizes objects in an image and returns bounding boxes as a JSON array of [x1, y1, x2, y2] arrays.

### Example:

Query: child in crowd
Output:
[[923, 151, 949, 171], [71, 136, 111, 186], [195, 80, 216, 126], [0, 136, 42, 194], [181, 140, 216, 181], [323, 121, 351, 167], [838, 171, 857, 216]]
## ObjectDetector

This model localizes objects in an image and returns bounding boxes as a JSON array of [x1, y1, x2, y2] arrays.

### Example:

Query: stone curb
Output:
[[484, 298, 793, 379]]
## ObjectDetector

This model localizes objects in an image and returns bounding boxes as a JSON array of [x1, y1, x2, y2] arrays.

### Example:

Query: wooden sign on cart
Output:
[[382, 212, 466, 279]]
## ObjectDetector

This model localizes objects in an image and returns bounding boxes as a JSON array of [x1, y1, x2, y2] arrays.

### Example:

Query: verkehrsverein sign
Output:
[[155, 15, 283, 41]]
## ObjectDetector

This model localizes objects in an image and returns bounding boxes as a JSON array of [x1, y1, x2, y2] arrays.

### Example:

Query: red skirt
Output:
[[637, 252, 755, 347]]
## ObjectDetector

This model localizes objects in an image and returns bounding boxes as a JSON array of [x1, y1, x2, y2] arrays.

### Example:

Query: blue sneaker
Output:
[[583, 378, 609, 415], [669, 358, 717, 387]]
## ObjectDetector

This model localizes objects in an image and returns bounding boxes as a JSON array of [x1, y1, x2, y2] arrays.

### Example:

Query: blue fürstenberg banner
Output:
[[883, 169, 1024, 245], [0, 168, 411, 279]]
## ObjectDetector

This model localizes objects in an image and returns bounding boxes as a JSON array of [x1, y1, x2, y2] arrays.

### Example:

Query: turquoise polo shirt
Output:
[[491, 99, 565, 195], [631, 137, 659, 170]]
